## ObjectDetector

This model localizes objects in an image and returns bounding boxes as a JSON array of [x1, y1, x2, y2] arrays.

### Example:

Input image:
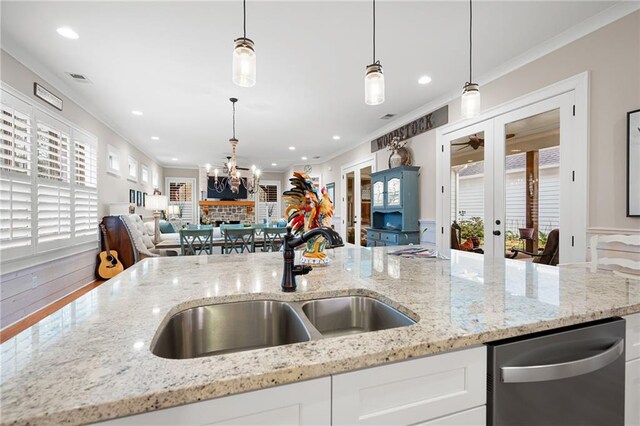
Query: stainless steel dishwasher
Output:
[[487, 317, 625, 426]]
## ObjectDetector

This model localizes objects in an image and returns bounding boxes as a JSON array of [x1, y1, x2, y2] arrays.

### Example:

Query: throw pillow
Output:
[[159, 220, 175, 234]]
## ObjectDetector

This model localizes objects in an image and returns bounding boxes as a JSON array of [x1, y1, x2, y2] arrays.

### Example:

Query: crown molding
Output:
[[0, 40, 166, 168], [323, 1, 639, 165]]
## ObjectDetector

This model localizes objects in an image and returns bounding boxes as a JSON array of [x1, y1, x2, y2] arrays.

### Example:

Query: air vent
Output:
[[313, 156, 321, 160], [66, 72, 91, 83], [380, 113, 396, 120]]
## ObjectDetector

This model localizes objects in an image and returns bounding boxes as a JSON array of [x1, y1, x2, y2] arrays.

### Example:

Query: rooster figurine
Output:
[[283, 171, 334, 265]]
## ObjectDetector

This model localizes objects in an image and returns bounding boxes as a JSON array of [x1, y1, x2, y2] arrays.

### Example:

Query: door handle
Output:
[[501, 339, 624, 383], [493, 230, 501, 236]]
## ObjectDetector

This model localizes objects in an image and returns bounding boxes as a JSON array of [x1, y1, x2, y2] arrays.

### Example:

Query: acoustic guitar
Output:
[[96, 223, 124, 279]]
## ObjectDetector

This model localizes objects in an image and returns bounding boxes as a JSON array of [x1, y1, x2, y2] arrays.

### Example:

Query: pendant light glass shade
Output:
[[365, 63, 385, 106], [461, 82, 481, 119], [232, 38, 256, 87]]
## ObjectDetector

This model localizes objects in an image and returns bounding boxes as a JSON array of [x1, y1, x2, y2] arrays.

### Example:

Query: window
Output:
[[106, 144, 120, 176], [166, 177, 196, 225], [141, 164, 149, 184], [127, 156, 138, 182], [1, 88, 99, 264], [257, 182, 281, 223], [152, 170, 159, 189]]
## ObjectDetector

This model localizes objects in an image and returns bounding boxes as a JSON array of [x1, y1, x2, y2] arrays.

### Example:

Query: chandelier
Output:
[[206, 98, 260, 194]]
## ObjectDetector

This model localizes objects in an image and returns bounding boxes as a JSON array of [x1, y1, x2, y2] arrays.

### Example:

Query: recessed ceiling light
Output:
[[467, 159, 473, 163], [301, 156, 308, 161], [56, 27, 79, 40], [271, 163, 277, 166], [288, 146, 295, 150], [131, 110, 143, 116], [171, 157, 178, 161], [332, 135, 341, 140], [511, 149, 521, 153], [418, 75, 432, 85], [151, 136, 159, 141]]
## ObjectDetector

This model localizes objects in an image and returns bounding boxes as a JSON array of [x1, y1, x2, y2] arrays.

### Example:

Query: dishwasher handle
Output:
[[501, 339, 624, 383]]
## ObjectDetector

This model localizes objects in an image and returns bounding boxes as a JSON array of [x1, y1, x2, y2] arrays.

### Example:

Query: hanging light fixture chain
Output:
[[232, 100, 236, 139], [469, 0, 473, 83], [243, 0, 247, 40]]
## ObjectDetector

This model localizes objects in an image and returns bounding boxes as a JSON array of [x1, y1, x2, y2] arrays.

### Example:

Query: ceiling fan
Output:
[[214, 156, 251, 174], [452, 133, 515, 151]]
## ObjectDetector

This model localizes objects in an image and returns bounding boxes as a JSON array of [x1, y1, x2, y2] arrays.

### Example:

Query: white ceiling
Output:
[[0, 1, 619, 171]]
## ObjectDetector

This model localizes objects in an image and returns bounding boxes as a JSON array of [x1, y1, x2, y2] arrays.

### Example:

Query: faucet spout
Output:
[[281, 226, 344, 292]]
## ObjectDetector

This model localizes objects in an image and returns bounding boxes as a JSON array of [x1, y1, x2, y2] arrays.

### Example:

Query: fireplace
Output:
[[199, 201, 255, 225]]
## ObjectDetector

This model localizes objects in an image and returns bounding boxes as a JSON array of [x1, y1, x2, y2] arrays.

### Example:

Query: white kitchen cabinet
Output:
[[626, 358, 640, 426], [98, 377, 331, 425], [332, 346, 486, 425], [416, 406, 486, 426], [625, 313, 640, 426]]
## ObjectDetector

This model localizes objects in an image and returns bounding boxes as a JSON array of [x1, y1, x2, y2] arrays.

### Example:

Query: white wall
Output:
[[314, 11, 640, 238], [0, 50, 165, 327]]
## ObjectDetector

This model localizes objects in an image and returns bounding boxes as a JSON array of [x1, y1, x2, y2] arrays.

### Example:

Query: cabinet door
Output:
[[386, 176, 402, 207], [372, 177, 385, 208], [332, 346, 486, 425], [626, 358, 640, 426], [100, 377, 331, 425]]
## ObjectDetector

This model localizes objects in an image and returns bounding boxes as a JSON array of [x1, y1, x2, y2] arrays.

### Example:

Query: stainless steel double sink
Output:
[[152, 296, 416, 359]]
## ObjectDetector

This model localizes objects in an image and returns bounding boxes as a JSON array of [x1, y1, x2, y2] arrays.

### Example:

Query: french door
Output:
[[439, 91, 584, 263], [341, 158, 375, 247]]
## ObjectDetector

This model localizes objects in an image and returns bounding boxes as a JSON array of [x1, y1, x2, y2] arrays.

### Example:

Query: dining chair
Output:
[[262, 227, 288, 252], [180, 228, 214, 255], [223, 228, 255, 254]]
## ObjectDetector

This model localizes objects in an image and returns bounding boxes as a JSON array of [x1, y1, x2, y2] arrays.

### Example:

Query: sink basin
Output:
[[152, 300, 311, 359], [301, 296, 415, 337]]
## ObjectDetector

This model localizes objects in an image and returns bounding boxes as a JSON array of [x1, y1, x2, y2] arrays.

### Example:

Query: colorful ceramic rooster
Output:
[[283, 172, 334, 264]]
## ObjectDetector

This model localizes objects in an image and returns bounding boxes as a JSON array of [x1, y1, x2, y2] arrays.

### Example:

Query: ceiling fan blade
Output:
[[506, 133, 516, 139], [452, 142, 471, 146], [457, 145, 471, 152]]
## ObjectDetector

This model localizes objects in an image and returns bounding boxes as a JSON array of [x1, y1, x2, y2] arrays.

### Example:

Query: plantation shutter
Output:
[[167, 178, 196, 224], [0, 92, 33, 258], [73, 131, 98, 239], [35, 113, 72, 248], [256, 183, 280, 223]]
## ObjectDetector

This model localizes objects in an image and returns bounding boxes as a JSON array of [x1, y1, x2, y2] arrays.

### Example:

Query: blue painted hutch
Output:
[[366, 165, 420, 247]]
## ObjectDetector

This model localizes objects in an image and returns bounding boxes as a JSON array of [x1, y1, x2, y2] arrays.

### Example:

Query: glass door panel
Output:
[[359, 166, 372, 246], [502, 109, 560, 261], [450, 131, 486, 254], [386, 178, 401, 206], [345, 171, 356, 245]]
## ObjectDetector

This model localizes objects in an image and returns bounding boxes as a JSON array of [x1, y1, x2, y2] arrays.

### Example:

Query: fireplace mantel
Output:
[[198, 200, 255, 207]]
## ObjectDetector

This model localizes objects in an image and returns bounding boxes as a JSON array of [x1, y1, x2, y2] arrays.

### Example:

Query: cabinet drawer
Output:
[[368, 230, 381, 241], [332, 346, 486, 425], [381, 233, 398, 243], [625, 312, 640, 361], [416, 406, 486, 426]]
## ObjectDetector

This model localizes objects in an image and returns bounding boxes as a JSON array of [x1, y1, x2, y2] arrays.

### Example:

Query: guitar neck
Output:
[[99, 224, 112, 256]]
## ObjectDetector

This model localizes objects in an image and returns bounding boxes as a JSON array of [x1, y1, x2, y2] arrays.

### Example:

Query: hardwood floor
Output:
[[0, 279, 106, 344]]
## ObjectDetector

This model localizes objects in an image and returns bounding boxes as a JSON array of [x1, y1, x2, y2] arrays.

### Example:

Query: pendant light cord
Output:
[[243, 0, 247, 39], [372, 0, 376, 63], [469, 0, 473, 83]]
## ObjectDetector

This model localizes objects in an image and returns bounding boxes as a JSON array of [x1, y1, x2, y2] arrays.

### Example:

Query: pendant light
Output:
[[461, 0, 480, 119], [232, 0, 256, 87], [365, 0, 385, 106]]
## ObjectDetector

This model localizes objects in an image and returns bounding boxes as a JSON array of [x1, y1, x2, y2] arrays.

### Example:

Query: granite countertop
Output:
[[2, 247, 639, 425]]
